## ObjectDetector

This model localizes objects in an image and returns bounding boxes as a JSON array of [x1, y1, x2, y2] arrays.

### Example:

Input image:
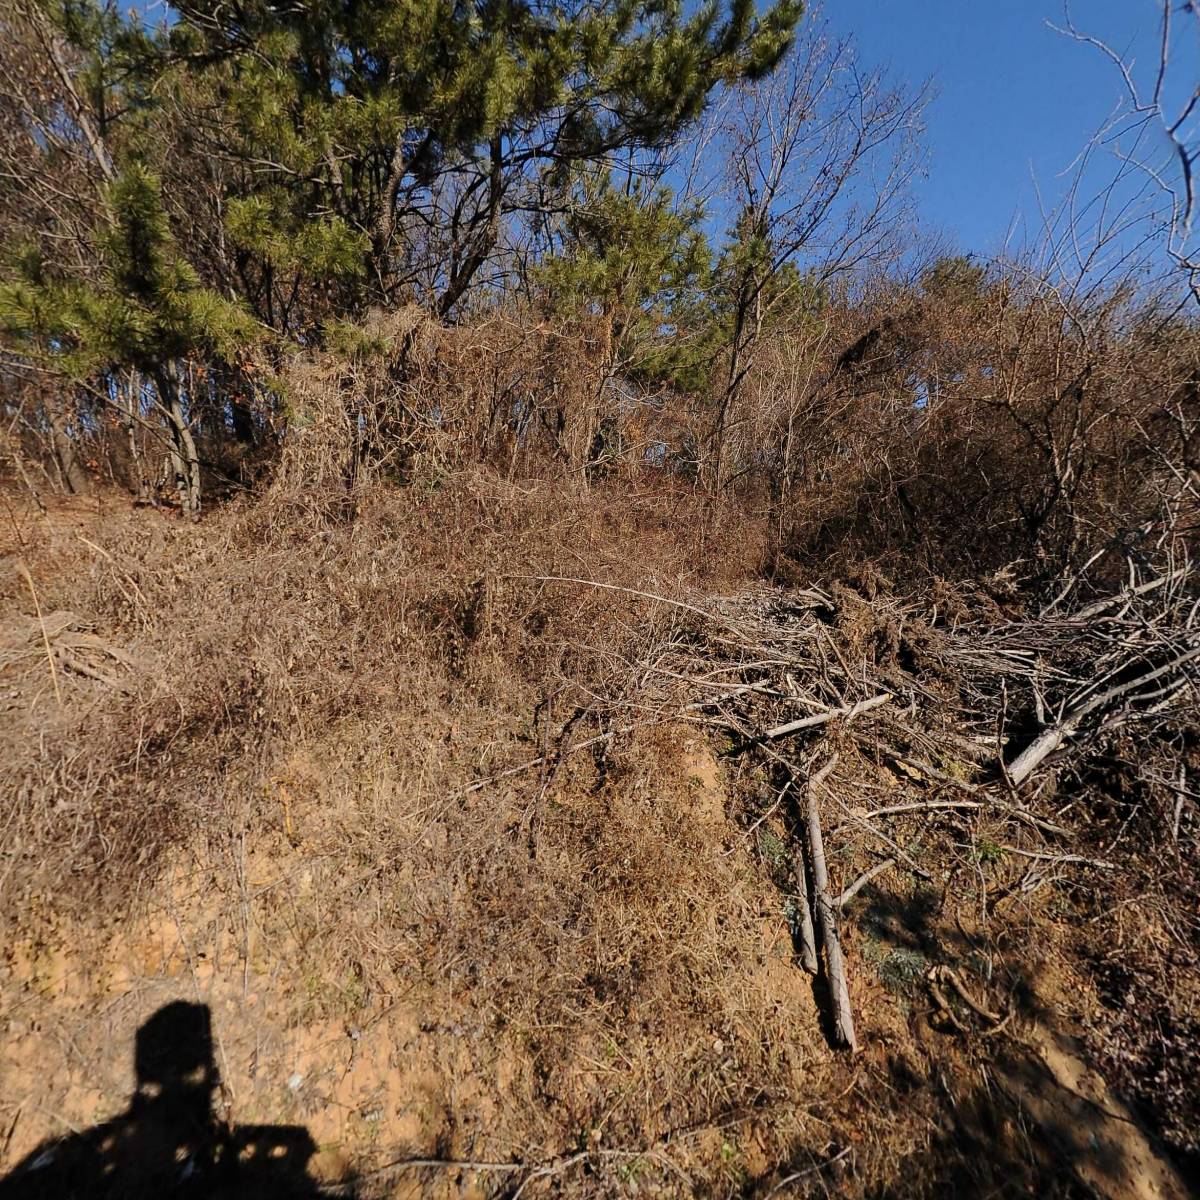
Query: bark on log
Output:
[[806, 754, 858, 1051], [790, 850, 818, 974]]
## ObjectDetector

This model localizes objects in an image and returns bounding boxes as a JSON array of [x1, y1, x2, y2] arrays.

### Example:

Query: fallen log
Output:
[[806, 753, 858, 1051]]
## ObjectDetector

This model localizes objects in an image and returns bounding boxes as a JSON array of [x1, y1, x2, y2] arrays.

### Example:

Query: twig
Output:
[[861, 798, 1070, 838], [762, 692, 891, 741], [763, 1146, 853, 1198], [511, 1151, 591, 1199], [1070, 572, 1173, 621], [837, 858, 896, 908], [18, 560, 61, 705], [998, 846, 1115, 869], [1172, 764, 1189, 843], [523, 575, 745, 633], [454, 675, 794, 802], [450, 722, 643, 799], [317, 1156, 528, 1198], [927, 965, 1013, 1036], [828, 800, 934, 881], [55, 649, 132, 693], [1, 1105, 21, 1170], [725, 782, 789, 857]]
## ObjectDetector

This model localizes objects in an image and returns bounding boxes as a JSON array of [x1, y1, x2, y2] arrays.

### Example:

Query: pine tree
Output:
[[535, 170, 712, 374], [0, 165, 257, 514], [159, 0, 804, 321]]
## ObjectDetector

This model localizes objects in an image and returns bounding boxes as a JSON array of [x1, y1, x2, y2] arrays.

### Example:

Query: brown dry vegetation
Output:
[[4, 0, 1200, 1192], [2, 298, 1198, 1196]]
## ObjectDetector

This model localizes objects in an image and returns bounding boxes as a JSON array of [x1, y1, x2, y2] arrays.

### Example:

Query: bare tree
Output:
[[703, 8, 929, 489], [1053, 0, 1200, 306]]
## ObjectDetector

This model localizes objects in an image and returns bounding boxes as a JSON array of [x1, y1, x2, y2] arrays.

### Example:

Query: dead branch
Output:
[[763, 692, 892, 741], [1006, 639, 1200, 786], [837, 858, 896, 908], [927, 965, 1012, 1036], [790, 844, 819, 974], [806, 753, 858, 1051]]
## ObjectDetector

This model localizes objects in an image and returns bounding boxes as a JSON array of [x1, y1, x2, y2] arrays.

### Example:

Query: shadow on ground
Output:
[[0, 1001, 342, 1199], [847, 886, 1197, 1200]]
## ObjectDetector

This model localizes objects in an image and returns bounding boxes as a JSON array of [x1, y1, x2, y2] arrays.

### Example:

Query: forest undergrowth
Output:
[[2, 0, 1200, 1192]]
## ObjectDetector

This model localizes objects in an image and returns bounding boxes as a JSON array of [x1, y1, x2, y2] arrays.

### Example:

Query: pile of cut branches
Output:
[[687, 565, 1199, 1042], [527, 559, 1199, 1050]]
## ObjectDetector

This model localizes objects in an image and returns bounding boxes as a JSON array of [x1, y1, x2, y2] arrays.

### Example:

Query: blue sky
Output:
[[127, 0, 1191, 269], [822, 1, 1175, 255]]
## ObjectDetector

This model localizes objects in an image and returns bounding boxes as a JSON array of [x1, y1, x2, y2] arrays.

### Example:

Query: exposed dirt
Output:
[[998, 1026, 1189, 1200], [3, 742, 1190, 1198], [1, 736, 831, 1195], [2, 487, 1197, 1198]]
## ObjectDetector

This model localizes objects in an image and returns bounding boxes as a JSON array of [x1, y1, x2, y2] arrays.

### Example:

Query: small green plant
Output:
[[759, 828, 789, 870], [864, 940, 928, 995], [973, 839, 1005, 866], [617, 1156, 645, 1183], [719, 1140, 748, 1186], [783, 897, 807, 942]]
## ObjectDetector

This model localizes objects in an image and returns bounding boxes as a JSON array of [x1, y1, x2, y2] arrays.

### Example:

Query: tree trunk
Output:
[[122, 370, 152, 503], [154, 361, 202, 518], [46, 396, 89, 495]]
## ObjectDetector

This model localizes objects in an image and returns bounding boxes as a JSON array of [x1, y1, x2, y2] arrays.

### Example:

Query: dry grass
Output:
[[1, 306, 1197, 1196], [3, 476, 847, 1193]]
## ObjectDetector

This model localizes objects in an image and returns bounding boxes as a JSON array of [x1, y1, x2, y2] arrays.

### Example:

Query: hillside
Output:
[[3, 0, 1200, 1194], [1, 456, 1197, 1197]]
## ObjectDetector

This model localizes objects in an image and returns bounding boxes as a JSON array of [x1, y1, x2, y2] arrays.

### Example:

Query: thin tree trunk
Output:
[[33, 10, 116, 183], [154, 361, 202, 517], [45, 397, 89, 495], [436, 137, 504, 318], [230, 363, 256, 445], [123, 370, 152, 503]]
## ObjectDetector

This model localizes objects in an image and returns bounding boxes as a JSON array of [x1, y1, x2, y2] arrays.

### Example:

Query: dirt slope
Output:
[[2, 484, 1197, 1198]]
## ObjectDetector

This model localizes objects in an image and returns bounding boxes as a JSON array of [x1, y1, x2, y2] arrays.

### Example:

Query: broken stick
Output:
[[807, 753, 858, 1051], [790, 849, 819, 974], [837, 858, 896, 908], [763, 692, 891, 742]]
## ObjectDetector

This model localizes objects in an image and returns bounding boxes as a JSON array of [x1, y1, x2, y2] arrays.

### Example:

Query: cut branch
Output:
[[837, 858, 896, 908], [806, 753, 858, 1051], [1006, 639, 1200, 785], [763, 692, 891, 741], [790, 842, 819, 974]]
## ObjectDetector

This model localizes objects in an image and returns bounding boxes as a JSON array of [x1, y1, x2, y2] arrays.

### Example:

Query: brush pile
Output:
[[524, 555, 1200, 1050]]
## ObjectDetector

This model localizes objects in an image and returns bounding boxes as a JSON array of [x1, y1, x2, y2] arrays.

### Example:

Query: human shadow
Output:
[[0, 1001, 343, 1199]]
